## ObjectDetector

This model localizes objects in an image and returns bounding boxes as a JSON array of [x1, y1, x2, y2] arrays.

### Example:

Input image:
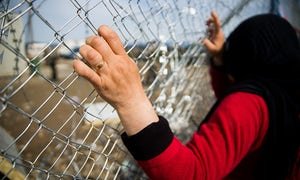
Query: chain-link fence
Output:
[[1, 0, 270, 179]]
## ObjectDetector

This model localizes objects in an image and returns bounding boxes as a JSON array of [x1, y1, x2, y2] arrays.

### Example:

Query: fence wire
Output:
[[1, 0, 270, 179]]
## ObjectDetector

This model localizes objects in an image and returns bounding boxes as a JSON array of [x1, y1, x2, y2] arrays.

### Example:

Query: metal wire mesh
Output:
[[1, 0, 270, 179]]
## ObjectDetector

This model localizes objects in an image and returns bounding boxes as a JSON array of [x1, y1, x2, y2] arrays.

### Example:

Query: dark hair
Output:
[[222, 14, 300, 179], [223, 14, 300, 81]]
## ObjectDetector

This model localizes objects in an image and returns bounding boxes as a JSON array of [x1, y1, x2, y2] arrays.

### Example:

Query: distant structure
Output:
[[0, 12, 26, 77]]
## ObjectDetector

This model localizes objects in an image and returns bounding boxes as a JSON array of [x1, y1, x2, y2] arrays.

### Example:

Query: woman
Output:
[[73, 12, 300, 179]]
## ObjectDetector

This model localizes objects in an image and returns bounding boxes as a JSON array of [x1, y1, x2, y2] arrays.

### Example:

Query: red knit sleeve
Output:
[[137, 92, 269, 180]]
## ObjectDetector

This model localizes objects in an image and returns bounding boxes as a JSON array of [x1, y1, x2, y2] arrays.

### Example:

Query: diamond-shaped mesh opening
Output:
[[1, 0, 271, 179]]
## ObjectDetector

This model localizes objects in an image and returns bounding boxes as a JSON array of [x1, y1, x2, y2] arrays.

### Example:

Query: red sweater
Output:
[[122, 92, 300, 179]]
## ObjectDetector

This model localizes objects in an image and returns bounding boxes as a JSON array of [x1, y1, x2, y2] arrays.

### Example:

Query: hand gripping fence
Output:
[[0, 0, 271, 179]]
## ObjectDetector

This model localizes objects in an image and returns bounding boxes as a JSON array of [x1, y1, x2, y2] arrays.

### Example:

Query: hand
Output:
[[73, 25, 142, 110], [203, 11, 225, 66], [73, 25, 158, 135]]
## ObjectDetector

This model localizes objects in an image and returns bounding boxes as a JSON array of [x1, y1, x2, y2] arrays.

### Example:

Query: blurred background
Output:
[[0, 0, 299, 179]]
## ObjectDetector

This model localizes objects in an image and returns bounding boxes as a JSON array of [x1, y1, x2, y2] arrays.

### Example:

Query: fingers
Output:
[[98, 25, 126, 55], [203, 12, 224, 55], [203, 38, 218, 54], [84, 26, 126, 60], [79, 44, 103, 69], [86, 35, 114, 59], [206, 12, 221, 30], [73, 59, 102, 86], [211, 11, 222, 32]]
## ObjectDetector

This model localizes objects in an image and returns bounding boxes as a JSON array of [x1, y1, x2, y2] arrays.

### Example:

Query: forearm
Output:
[[121, 116, 205, 180], [121, 116, 202, 180], [122, 93, 268, 180]]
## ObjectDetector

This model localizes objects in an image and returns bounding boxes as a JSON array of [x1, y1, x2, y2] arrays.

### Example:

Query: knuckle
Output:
[[114, 61, 126, 72], [86, 50, 98, 60]]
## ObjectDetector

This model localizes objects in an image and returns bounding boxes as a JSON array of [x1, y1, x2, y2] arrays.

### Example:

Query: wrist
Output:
[[210, 55, 225, 72], [116, 94, 159, 136], [211, 55, 223, 66]]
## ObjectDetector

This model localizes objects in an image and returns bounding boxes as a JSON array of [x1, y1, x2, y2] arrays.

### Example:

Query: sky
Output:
[[278, 0, 300, 30], [8, 0, 117, 42], [5, 0, 300, 44], [6, 0, 207, 44]]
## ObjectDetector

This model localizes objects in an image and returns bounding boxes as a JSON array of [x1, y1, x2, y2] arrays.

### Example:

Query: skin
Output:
[[203, 11, 225, 66], [203, 12, 235, 83], [73, 25, 158, 136], [73, 12, 225, 136]]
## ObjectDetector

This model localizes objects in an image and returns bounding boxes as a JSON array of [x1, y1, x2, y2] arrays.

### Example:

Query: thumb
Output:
[[203, 38, 218, 54]]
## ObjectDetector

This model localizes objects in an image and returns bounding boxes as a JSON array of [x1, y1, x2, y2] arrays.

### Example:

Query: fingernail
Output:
[[85, 36, 93, 44]]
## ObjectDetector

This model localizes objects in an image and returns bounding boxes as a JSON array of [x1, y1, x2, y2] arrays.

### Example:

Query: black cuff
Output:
[[121, 116, 173, 161]]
